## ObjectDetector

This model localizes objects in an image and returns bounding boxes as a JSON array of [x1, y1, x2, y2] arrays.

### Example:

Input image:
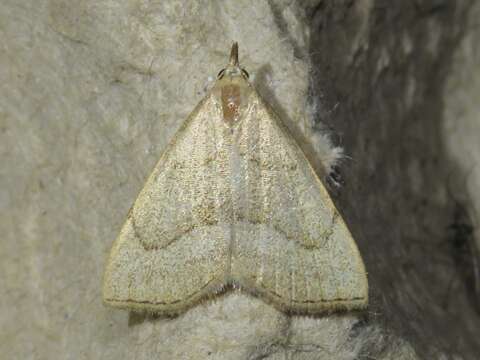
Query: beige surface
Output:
[[1, 1, 370, 359]]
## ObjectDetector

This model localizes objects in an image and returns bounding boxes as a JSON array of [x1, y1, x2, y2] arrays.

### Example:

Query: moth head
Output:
[[217, 42, 250, 81], [215, 42, 252, 126]]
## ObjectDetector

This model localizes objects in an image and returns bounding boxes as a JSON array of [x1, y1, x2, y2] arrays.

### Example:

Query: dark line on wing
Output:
[[105, 277, 217, 305], [106, 279, 366, 306], [136, 218, 327, 252]]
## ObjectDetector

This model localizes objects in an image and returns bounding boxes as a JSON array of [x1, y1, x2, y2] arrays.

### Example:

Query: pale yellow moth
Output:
[[103, 43, 368, 314]]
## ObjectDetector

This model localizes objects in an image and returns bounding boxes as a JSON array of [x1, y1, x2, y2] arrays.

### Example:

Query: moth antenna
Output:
[[229, 42, 239, 66]]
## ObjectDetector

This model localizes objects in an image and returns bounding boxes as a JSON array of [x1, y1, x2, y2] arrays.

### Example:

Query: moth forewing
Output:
[[103, 42, 368, 314]]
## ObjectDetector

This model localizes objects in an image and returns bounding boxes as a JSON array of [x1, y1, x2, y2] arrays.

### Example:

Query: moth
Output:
[[103, 43, 368, 314]]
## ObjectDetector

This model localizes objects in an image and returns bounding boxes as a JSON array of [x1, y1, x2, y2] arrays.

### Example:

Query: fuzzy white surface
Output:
[[5, 0, 477, 359]]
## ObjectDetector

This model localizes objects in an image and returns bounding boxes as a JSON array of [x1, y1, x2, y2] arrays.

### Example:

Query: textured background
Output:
[[1, 0, 479, 359]]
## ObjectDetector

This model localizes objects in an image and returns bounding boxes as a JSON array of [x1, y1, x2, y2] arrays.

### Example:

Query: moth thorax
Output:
[[221, 84, 242, 125]]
